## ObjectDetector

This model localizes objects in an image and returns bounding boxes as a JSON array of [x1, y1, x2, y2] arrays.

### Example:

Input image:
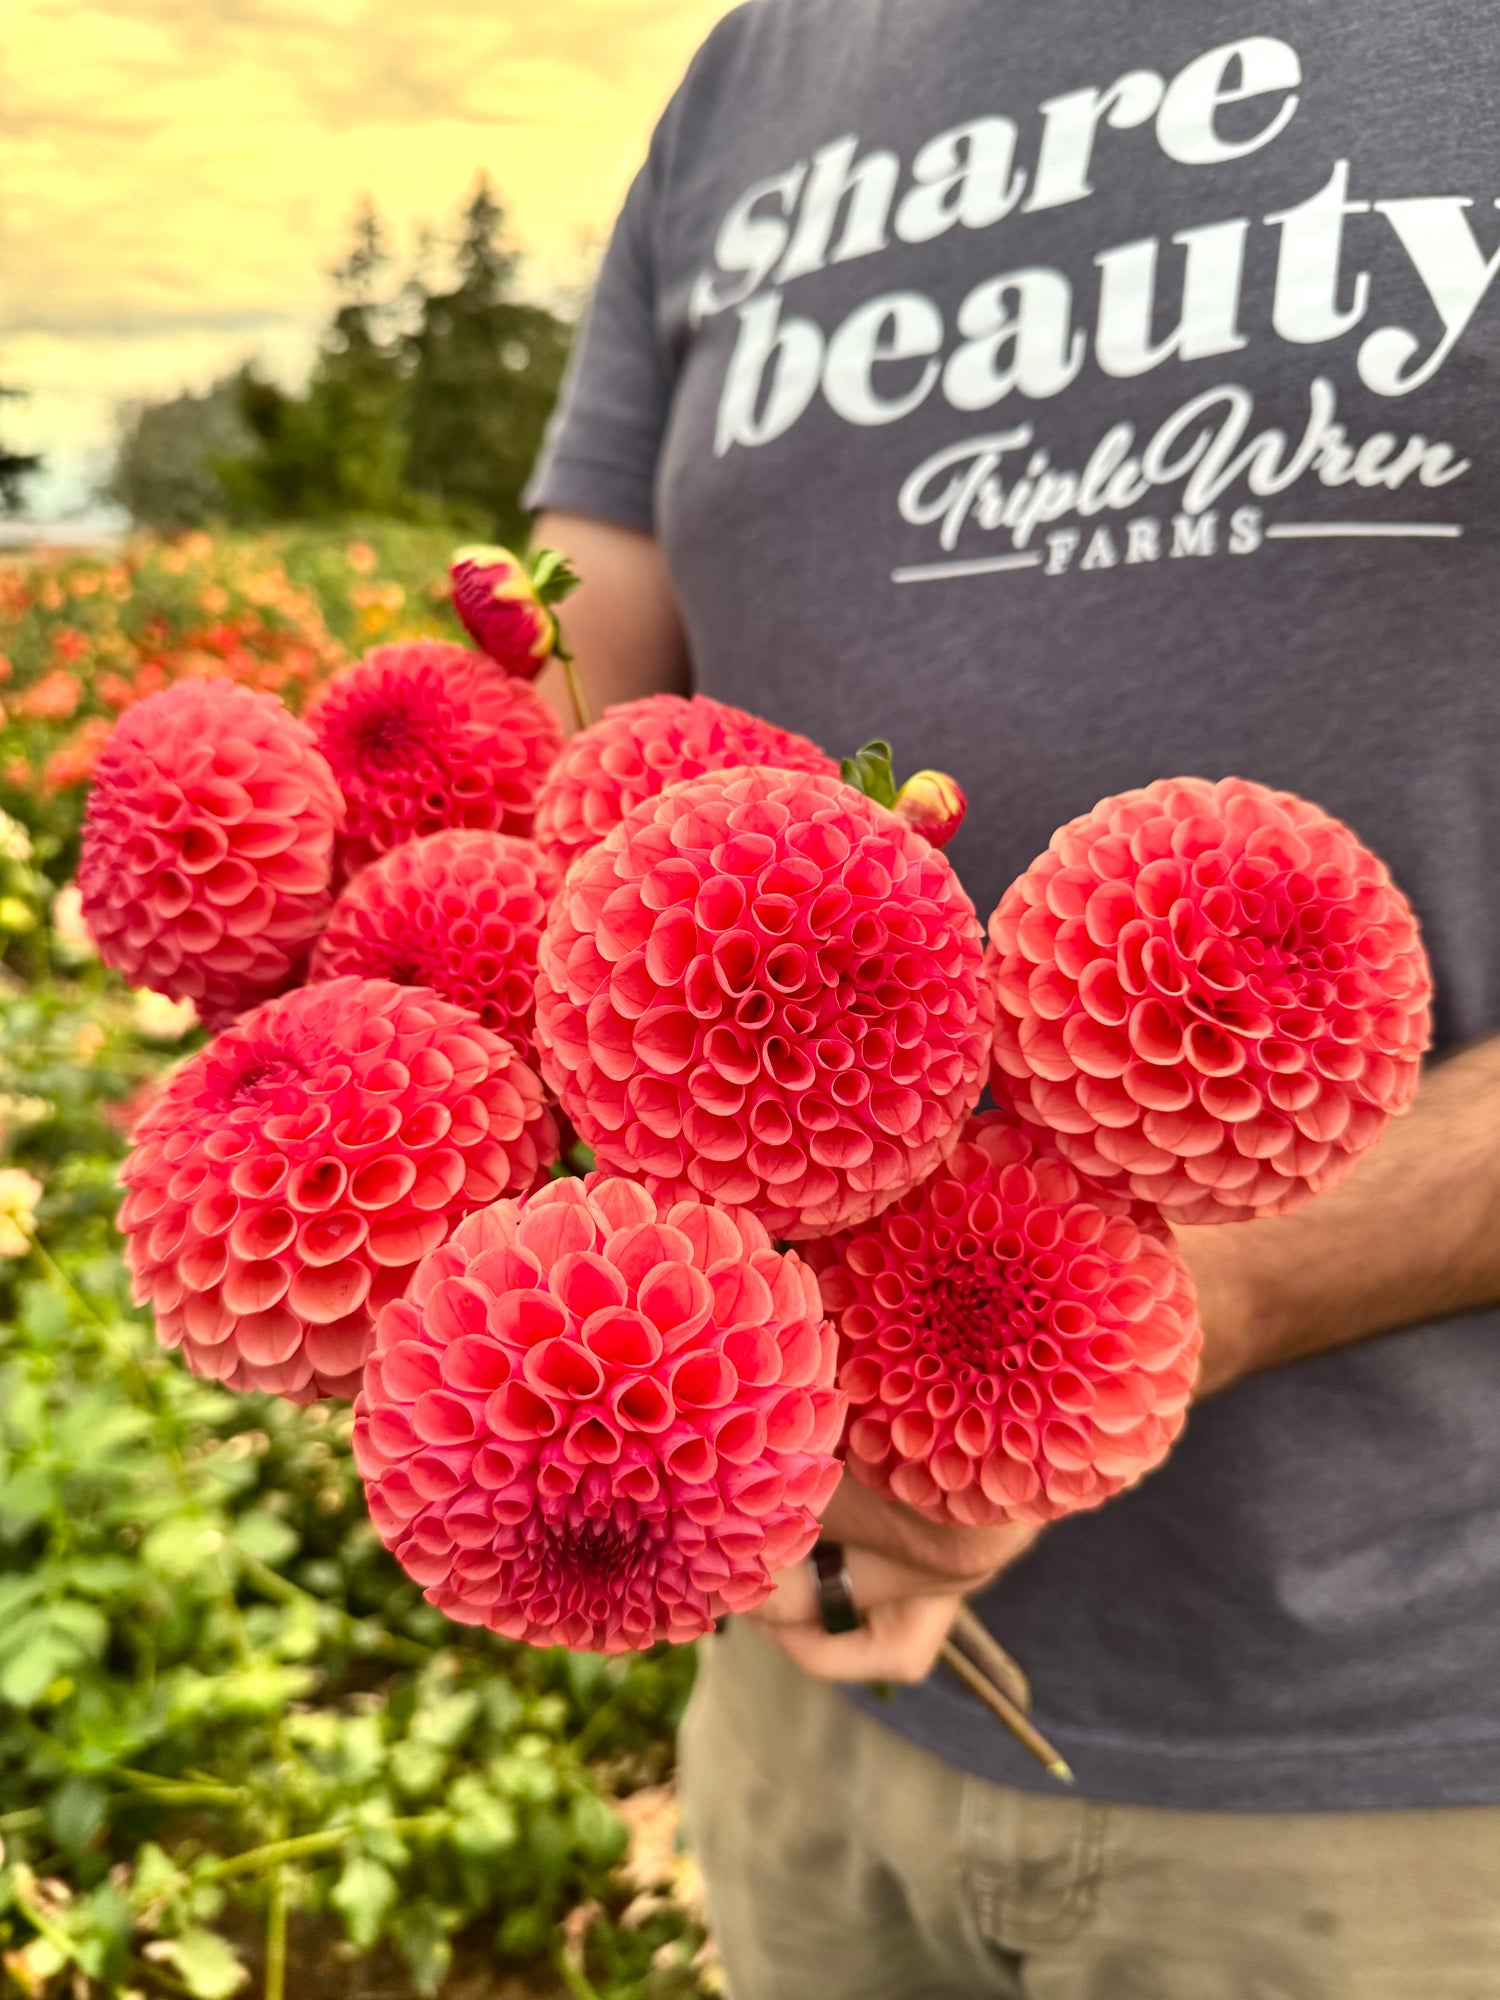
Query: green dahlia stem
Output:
[[204, 1813, 450, 1883], [264, 1867, 288, 2000], [560, 650, 591, 733]]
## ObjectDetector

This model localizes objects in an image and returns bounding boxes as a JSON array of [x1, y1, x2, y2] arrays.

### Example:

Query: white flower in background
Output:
[[50, 884, 97, 960], [0, 812, 32, 865], [131, 990, 199, 1043], [0, 1095, 51, 1143], [0, 1169, 42, 1259]]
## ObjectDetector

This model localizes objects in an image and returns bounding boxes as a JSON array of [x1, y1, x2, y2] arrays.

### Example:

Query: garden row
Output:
[[0, 530, 714, 2000]]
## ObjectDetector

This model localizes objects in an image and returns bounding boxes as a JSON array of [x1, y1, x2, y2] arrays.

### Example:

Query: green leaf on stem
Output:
[[840, 740, 899, 809]]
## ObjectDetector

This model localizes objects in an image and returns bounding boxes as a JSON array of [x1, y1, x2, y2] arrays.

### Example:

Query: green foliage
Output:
[[839, 741, 899, 809], [130, 182, 575, 543], [108, 382, 255, 533], [0, 535, 717, 1999], [401, 183, 573, 548]]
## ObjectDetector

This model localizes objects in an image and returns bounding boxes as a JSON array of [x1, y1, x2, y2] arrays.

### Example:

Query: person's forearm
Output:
[[532, 510, 689, 727], [1182, 1033, 1500, 1396]]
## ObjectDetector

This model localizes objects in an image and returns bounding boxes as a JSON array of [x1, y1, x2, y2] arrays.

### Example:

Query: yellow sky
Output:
[[1, 0, 736, 513]]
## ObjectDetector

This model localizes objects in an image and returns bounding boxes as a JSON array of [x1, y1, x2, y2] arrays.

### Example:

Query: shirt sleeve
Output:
[[524, 138, 673, 533]]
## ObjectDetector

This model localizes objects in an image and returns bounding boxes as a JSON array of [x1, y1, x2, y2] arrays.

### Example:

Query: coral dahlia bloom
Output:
[[119, 977, 558, 1403], [78, 680, 342, 1029], [353, 1174, 845, 1650], [450, 547, 556, 681], [535, 767, 994, 1239], [810, 1114, 1200, 1527], [532, 693, 838, 877], [989, 777, 1432, 1223], [308, 642, 564, 881], [310, 830, 559, 1065]]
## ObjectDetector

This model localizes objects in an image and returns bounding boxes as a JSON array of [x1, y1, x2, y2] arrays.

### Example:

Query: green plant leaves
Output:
[[0, 529, 717, 2000], [163, 1927, 249, 1999], [44, 1775, 107, 1854], [839, 738, 900, 807], [331, 1855, 398, 1950]]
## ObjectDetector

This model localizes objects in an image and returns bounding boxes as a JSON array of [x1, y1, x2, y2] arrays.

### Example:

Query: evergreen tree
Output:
[[108, 184, 572, 534], [220, 200, 414, 522], [402, 180, 571, 545]]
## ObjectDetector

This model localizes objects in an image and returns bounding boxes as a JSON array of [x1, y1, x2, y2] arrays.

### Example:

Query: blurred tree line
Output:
[[110, 181, 573, 546], [0, 383, 42, 514]]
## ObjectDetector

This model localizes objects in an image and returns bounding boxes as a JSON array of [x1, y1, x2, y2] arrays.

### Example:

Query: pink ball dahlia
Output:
[[532, 692, 838, 877], [310, 830, 559, 1065], [119, 976, 559, 1403], [78, 680, 342, 1029], [308, 642, 564, 881], [535, 766, 994, 1239], [353, 1174, 845, 1651], [809, 1114, 1200, 1527], [989, 777, 1433, 1223]]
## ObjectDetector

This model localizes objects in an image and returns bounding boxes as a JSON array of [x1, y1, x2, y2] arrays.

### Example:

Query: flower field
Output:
[[0, 531, 713, 2000]]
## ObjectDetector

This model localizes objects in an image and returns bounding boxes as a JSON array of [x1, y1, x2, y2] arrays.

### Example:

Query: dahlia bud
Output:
[[449, 547, 559, 682], [894, 769, 967, 849]]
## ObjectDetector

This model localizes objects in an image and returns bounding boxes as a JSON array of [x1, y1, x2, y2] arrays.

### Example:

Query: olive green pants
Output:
[[679, 1621, 1500, 2000]]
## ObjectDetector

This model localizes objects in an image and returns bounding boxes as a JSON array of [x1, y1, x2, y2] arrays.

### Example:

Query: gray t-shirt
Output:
[[528, 0, 1500, 1809]]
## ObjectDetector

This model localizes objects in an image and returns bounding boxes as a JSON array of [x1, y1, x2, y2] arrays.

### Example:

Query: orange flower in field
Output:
[[69, 570, 100, 599], [199, 585, 230, 616], [97, 671, 136, 711], [52, 627, 90, 663], [42, 719, 112, 795], [345, 541, 378, 575], [17, 668, 81, 720], [3, 758, 32, 788], [0, 656, 12, 684]]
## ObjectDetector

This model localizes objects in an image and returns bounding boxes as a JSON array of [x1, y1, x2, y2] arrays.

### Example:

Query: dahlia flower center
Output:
[[923, 1259, 1046, 1373], [546, 1510, 654, 1583], [221, 1053, 311, 1106], [1152, 891, 1341, 1045], [352, 699, 430, 767]]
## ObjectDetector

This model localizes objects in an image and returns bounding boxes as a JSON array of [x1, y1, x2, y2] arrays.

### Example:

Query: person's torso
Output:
[[643, 0, 1500, 1807]]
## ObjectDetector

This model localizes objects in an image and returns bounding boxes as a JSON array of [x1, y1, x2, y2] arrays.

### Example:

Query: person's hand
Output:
[[747, 1473, 1042, 1683]]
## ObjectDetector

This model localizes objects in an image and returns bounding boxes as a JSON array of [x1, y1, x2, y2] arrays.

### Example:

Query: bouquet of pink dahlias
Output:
[[81, 556, 1438, 1784]]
